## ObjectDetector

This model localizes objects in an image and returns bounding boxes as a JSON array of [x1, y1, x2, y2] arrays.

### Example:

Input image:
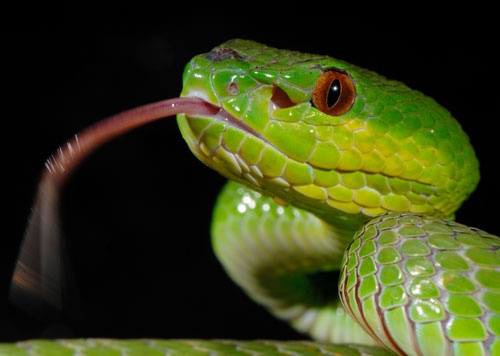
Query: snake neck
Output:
[[210, 181, 376, 345]]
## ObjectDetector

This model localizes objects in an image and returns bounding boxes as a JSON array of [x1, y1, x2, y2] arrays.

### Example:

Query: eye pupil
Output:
[[327, 79, 341, 108], [311, 69, 355, 116]]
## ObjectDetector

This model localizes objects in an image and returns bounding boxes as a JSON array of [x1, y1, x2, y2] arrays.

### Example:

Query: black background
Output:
[[2, 22, 497, 342]]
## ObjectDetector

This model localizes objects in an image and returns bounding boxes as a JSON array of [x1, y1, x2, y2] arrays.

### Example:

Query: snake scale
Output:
[[3, 39, 499, 355]]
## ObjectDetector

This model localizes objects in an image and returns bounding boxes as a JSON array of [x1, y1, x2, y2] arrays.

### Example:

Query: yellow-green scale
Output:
[[340, 213, 500, 355]]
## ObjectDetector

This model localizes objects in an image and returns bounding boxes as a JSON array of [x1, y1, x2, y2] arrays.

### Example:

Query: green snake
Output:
[[3, 39, 499, 355]]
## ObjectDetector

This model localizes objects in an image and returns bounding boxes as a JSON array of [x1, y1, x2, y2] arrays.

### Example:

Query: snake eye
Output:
[[312, 69, 355, 116]]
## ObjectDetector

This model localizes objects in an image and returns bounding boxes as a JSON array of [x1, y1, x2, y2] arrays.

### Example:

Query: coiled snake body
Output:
[[3, 39, 499, 355]]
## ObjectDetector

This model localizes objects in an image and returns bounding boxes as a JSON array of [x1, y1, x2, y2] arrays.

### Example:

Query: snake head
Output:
[[177, 39, 479, 223]]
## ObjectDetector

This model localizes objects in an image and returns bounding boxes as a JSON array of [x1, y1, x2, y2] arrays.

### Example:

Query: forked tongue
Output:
[[9, 97, 217, 323]]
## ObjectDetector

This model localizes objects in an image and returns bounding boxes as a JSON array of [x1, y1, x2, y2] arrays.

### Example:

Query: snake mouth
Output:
[[210, 106, 263, 139], [184, 86, 296, 145]]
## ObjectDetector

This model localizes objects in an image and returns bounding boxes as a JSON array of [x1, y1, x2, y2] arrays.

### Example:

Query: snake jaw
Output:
[[178, 100, 274, 199], [186, 85, 296, 144]]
